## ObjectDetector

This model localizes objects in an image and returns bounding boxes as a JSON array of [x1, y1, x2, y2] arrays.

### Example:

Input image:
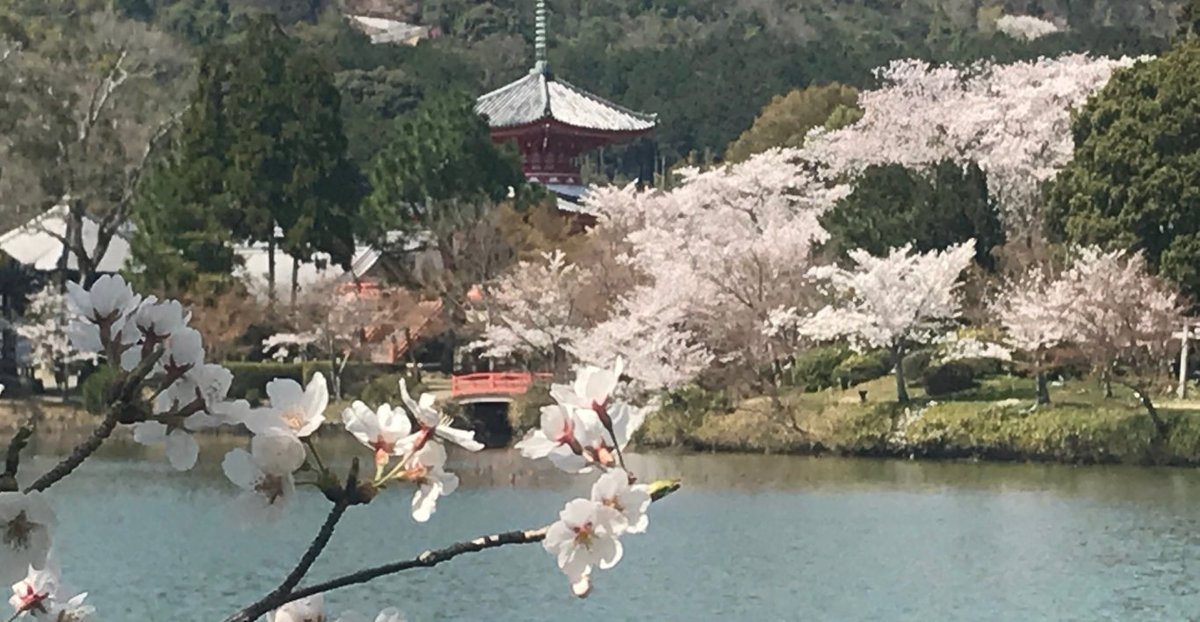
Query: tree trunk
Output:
[[290, 258, 300, 308], [893, 344, 909, 404], [1131, 385, 1169, 442], [1035, 371, 1051, 406], [267, 235, 277, 309], [1102, 369, 1113, 398]]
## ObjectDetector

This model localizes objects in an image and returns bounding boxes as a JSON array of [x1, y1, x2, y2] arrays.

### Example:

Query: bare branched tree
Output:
[[0, 13, 189, 283]]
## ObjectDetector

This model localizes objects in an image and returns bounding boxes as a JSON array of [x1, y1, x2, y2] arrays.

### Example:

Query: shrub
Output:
[[923, 362, 978, 396], [1045, 345, 1091, 380], [81, 366, 120, 415], [787, 346, 852, 391], [834, 350, 892, 388], [639, 384, 730, 447], [508, 380, 552, 436], [901, 350, 934, 386], [957, 357, 1003, 378], [225, 362, 304, 403], [301, 361, 407, 398], [358, 373, 424, 406], [824, 402, 904, 452]]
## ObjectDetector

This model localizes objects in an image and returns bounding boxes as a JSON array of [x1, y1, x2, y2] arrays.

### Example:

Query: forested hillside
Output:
[[95, 1, 1181, 170], [0, 0, 1186, 209]]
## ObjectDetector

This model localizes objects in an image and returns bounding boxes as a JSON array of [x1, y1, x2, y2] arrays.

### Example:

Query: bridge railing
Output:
[[451, 372, 554, 398]]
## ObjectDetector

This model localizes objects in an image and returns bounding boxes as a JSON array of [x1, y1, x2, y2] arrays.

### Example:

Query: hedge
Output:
[[787, 346, 852, 391], [923, 362, 978, 396], [81, 365, 120, 415], [833, 350, 892, 388], [901, 350, 934, 386], [225, 362, 304, 403], [507, 380, 552, 435], [225, 360, 420, 404]]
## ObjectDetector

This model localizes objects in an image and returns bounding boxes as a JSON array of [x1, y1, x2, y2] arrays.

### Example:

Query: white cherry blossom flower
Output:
[[243, 373, 329, 438], [39, 592, 94, 621], [0, 493, 55, 587], [8, 557, 92, 621], [161, 327, 205, 374], [551, 359, 624, 417], [543, 499, 625, 590], [515, 405, 609, 473], [515, 405, 582, 459], [605, 401, 648, 452], [65, 276, 141, 355], [399, 380, 483, 451], [119, 297, 191, 371], [132, 421, 200, 471], [65, 275, 139, 324], [268, 594, 324, 622], [222, 433, 307, 522], [342, 402, 417, 465], [9, 564, 58, 615], [129, 297, 187, 342], [402, 442, 459, 523], [538, 402, 646, 474], [590, 469, 651, 534], [155, 363, 238, 418]]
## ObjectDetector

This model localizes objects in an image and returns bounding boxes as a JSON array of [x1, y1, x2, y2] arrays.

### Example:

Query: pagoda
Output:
[[474, 0, 656, 215]]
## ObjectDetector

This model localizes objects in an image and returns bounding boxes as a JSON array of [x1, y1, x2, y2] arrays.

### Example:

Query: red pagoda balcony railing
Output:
[[451, 372, 553, 398]]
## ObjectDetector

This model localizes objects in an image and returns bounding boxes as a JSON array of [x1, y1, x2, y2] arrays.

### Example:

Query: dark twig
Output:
[[21, 355, 160, 495], [225, 480, 681, 621], [23, 411, 119, 494], [0, 427, 34, 492], [255, 526, 550, 614], [225, 460, 361, 622]]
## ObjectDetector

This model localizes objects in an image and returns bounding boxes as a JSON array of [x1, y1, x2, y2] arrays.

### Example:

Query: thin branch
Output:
[[225, 481, 681, 621], [79, 49, 129, 144], [225, 461, 362, 622], [111, 106, 187, 223], [258, 526, 549, 615], [281, 463, 357, 592], [0, 427, 34, 493], [23, 410, 119, 493], [20, 351, 161, 493]]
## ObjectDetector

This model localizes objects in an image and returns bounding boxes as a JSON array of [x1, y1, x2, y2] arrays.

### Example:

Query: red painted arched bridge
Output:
[[451, 372, 553, 403]]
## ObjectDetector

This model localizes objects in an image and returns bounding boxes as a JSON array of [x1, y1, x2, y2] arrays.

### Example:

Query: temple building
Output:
[[474, 0, 656, 216]]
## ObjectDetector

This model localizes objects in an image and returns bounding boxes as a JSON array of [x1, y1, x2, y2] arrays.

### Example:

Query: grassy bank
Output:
[[637, 376, 1200, 466]]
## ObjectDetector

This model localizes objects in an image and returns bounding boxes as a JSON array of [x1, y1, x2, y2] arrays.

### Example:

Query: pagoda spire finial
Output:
[[533, 0, 549, 73]]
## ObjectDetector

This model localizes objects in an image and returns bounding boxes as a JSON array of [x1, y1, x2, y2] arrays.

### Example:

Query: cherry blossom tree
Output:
[[467, 250, 592, 373], [799, 241, 977, 403], [991, 268, 1076, 405], [470, 149, 848, 395], [1057, 248, 1181, 430], [582, 149, 849, 392], [267, 281, 420, 399], [15, 285, 95, 392], [995, 15, 1060, 41], [0, 276, 680, 622], [804, 54, 1142, 240]]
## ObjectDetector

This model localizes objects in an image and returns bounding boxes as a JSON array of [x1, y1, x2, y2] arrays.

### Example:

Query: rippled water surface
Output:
[[28, 437, 1200, 620]]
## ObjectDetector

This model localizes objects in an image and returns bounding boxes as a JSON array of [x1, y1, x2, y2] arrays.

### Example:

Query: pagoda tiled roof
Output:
[[475, 66, 657, 133]]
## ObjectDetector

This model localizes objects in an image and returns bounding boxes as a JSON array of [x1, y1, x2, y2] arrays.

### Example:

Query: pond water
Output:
[[24, 436, 1200, 620]]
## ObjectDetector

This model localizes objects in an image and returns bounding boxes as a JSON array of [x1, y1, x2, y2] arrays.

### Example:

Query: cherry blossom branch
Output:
[[225, 480, 681, 621], [226, 460, 363, 622], [0, 427, 33, 492], [23, 410, 120, 494], [278, 470, 356, 592], [23, 352, 164, 493]]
